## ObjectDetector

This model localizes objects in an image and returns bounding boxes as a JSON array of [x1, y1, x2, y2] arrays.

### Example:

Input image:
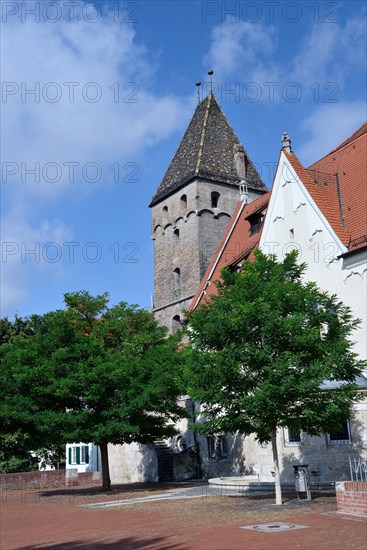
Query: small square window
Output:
[[327, 420, 351, 445], [284, 426, 301, 446], [69, 445, 89, 465], [248, 213, 263, 236]]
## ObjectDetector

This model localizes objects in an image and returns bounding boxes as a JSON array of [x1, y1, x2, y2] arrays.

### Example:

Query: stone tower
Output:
[[149, 93, 266, 331]]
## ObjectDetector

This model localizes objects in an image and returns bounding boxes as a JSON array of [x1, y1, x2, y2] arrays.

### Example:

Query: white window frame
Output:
[[80, 445, 88, 464], [284, 426, 301, 447], [70, 446, 77, 465]]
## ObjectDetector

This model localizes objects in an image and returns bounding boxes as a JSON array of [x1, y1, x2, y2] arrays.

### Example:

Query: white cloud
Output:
[[298, 101, 366, 166], [203, 13, 366, 98], [203, 18, 276, 80], [2, 16, 189, 200], [292, 16, 366, 86], [1, 12, 192, 315]]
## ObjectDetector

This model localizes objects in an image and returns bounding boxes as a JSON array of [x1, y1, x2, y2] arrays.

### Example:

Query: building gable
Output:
[[260, 151, 349, 263]]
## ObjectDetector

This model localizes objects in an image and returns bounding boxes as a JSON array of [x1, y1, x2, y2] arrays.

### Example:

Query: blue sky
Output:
[[1, 0, 366, 318]]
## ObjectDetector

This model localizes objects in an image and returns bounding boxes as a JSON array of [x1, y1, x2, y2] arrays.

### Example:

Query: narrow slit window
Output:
[[162, 205, 168, 225], [218, 436, 228, 458], [207, 436, 216, 458], [173, 268, 181, 298], [172, 315, 181, 333], [211, 192, 220, 209], [180, 194, 187, 215]]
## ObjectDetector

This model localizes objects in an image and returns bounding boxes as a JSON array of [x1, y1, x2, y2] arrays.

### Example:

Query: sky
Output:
[[1, 0, 366, 318]]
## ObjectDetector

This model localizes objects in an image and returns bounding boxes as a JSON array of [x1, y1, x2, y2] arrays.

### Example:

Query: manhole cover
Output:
[[240, 522, 308, 533]]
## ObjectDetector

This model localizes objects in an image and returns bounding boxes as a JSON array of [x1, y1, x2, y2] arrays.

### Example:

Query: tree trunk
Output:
[[99, 441, 111, 491], [271, 428, 282, 505]]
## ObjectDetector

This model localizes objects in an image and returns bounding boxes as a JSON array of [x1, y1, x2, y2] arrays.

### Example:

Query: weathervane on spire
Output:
[[208, 69, 214, 93], [195, 81, 201, 104]]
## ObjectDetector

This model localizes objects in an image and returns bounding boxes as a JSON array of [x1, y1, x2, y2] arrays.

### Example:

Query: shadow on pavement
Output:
[[19, 535, 188, 550]]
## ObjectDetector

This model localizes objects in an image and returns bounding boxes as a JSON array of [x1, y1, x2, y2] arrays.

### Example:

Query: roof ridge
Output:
[[194, 93, 212, 176], [332, 121, 367, 152], [307, 121, 367, 169]]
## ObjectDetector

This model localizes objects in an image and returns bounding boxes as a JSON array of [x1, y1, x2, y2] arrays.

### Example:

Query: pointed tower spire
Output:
[[149, 94, 265, 206]]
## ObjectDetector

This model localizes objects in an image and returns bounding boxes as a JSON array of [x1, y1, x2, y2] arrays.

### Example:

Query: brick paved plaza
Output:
[[1, 483, 366, 549]]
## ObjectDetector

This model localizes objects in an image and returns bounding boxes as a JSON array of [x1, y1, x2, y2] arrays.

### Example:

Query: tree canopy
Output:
[[0, 316, 42, 473], [185, 250, 365, 504], [0, 292, 187, 489]]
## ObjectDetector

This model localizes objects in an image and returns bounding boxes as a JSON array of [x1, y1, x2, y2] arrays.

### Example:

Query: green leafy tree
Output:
[[185, 251, 365, 505], [0, 316, 40, 473], [0, 432, 39, 474], [0, 315, 33, 345], [0, 292, 186, 490]]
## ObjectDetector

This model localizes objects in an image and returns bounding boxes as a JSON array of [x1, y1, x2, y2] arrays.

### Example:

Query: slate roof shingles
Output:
[[149, 94, 266, 207]]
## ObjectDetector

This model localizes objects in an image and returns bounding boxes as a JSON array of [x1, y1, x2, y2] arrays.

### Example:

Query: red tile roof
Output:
[[307, 122, 367, 251], [189, 192, 270, 311], [189, 122, 366, 313], [283, 150, 351, 247], [331, 122, 367, 152]]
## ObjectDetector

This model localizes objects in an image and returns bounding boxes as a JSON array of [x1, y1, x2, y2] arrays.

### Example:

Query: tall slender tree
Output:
[[185, 251, 365, 504]]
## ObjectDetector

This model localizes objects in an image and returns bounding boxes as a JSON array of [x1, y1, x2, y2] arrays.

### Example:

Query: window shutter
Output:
[[76, 446, 80, 465], [84, 446, 89, 464], [68, 447, 72, 464]]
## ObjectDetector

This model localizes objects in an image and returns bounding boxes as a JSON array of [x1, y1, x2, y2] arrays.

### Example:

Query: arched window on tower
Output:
[[174, 228, 180, 238], [173, 268, 181, 298], [172, 315, 181, 333], [211, 191, 220, 209], [162, 205, 168, 225], [180, 194, 187, 215]]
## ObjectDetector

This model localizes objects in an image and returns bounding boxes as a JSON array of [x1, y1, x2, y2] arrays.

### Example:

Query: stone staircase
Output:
[[154, 439, 174, 482]]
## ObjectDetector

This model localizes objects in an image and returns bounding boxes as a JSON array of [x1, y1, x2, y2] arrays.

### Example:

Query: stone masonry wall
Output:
[[151, 179, 242, 311], [151, 178, 264, 331]]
